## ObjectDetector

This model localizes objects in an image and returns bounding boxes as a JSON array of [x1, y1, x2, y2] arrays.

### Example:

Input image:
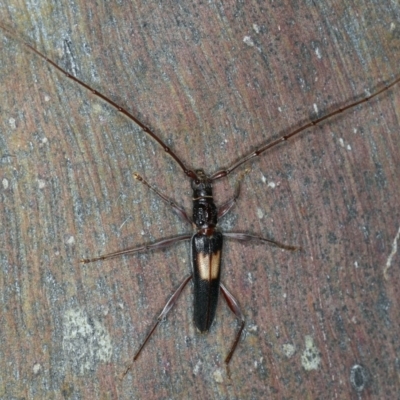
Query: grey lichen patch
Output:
[[282, 343, 296, 358], [300, 335, 321, 371], [63, 308, 112, 375]]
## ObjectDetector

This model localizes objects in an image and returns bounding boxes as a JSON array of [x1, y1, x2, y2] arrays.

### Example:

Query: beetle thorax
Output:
[[191, 169, 218, 230]]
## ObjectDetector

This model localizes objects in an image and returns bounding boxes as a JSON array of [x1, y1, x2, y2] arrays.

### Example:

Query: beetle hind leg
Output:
[[220, 283, 245, 365]]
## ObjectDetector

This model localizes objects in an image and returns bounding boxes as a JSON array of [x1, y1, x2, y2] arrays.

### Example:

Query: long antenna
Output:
[[210, 75, 400, 180], [0, 22, 198, 181]]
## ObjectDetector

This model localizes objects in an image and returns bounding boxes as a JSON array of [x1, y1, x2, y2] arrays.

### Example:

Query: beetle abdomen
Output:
[[191, 231, 223, 332]]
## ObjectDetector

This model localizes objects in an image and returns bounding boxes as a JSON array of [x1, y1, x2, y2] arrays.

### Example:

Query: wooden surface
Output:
[[1, 1, 399, 399]]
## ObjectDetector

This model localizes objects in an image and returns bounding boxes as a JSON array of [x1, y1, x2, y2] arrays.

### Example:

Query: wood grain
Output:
[[0, 1, 399, 399]]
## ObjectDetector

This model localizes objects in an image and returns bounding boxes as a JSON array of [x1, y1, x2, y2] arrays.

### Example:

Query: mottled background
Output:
[[0, 1, 399, 399]]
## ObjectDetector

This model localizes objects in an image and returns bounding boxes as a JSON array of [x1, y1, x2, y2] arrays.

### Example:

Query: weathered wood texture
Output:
[[0, 1, 399, 399]]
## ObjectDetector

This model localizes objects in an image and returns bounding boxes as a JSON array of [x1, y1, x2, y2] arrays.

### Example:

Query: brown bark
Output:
[[0, 1, 399, 399]]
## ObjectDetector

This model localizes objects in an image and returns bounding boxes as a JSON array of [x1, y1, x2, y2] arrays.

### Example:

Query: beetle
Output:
[[1, 21, 399, 374]]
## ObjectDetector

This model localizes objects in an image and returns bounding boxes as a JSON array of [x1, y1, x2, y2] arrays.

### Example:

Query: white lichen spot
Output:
[[2, 178, 9, 190], [213, 368, 224, 383], [119, 216, 132, 230], [9, 118, 16, 129], [267, 181, 276, 189], [32, 362, 42, 374], [93, 103, 103, 115], [253, 24, 260, 33], [275, 325, 280, 338], [261, 174, 267, 183], [44, 95, 50, 102], [37, 179, 46, 189], [283, 292, 287, 299], [383, 226, 400, 279], [247, 324, 258, 333], [56, 46, 64, 58], [301, 335, 321, 371], [390, 22, 396, 32], [41, 137, 48, 144], [354, 261, 359, 268], [315, 47, 322, 59], [66, 235, 75, 245], [243, 36, 255, 47], [282, 343, 296, 358], [313, 103, 319, 114], [339, 138, 351, 151], [193, 360, 202, 376], [247, 272, 254, 284], [102, 306, 109, 316], [254, 357, 264, 368], [278, 107, 282, 112], [257, 207, 264, 219]]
